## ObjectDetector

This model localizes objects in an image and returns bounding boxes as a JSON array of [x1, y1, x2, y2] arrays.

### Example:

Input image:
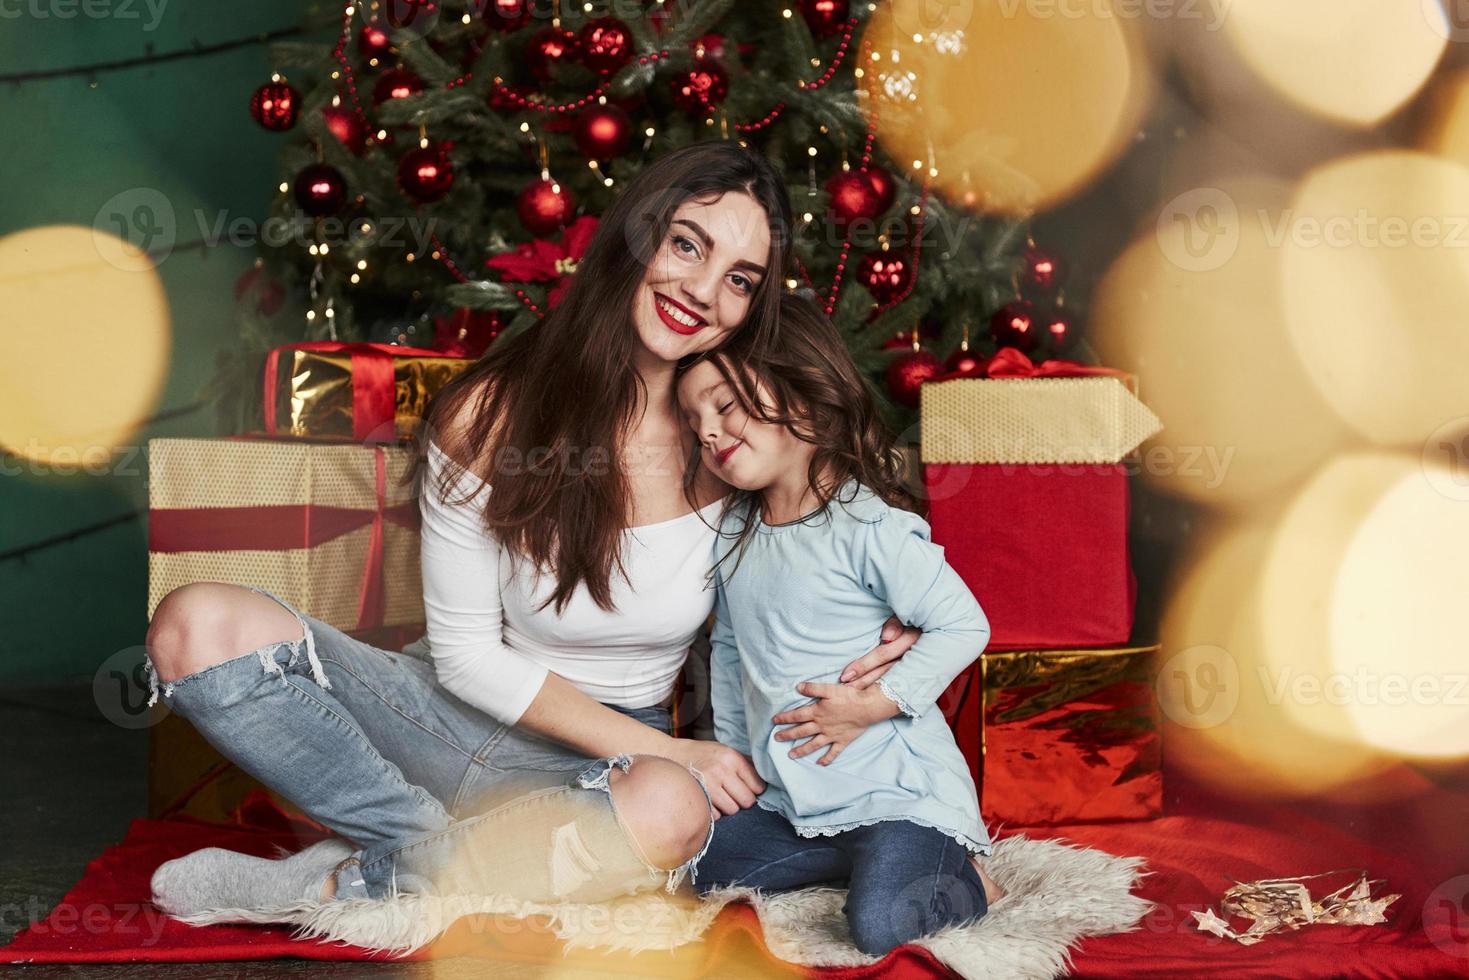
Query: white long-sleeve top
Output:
[[417, 440, 726, 726]]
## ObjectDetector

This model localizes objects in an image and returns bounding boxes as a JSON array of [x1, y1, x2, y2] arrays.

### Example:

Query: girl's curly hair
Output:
[[679, 290, 919, 585]]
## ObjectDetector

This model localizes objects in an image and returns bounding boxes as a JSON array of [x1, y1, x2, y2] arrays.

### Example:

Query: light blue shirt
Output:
[[709, 481, 993, 855]]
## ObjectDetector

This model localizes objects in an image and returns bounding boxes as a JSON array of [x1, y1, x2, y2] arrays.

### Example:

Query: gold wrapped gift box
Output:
[[942, 644, 1163, 827], [147, 437, 425, 632], [264, 342, 473, 443]]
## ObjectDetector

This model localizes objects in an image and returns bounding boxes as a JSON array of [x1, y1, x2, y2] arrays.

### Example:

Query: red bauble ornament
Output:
[[864, 165, 896, 215], [517, 177, 576, 235], [798, 0, 850, 38], [397, 142, 455, 203], [578, 17, 632, 75], [1022, 243, 1066, 292], [250, 82, 299, 131], [574, 104, 632, 159], [858, 252, 914, 306], [526, 27, 579, 81], [826, 170, 882, 225], [887, 347, 942, 408], [372, 68, 424, 105], [481, 0, 530, 32], [293, 163, 348, 217], [321, 105, 368, 154], [944, 345, 985, 377], [990, 300, 1040, 352], [669, 61, 728, 115], [357, 23, 393, 66], [1040, 306, 1081, 353], [880, 331, 911, 351]]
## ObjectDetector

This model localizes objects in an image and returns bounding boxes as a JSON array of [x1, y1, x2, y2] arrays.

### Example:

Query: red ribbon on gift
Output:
[[148, 443, 420, 631], [932, 348, 1132, 384], [263, 341, 443, 443]]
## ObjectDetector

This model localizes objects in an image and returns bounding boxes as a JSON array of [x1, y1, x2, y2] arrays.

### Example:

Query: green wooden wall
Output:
[[1, 0, 310, 682]]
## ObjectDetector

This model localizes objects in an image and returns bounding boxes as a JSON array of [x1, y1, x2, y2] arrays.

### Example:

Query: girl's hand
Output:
[[838, 615, 920, 689], [771, 682, 902, 766], [661, 738, 766, 817]]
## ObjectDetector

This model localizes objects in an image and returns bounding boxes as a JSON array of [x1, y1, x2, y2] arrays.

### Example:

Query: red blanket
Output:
[[5, 765, 1467, 978]]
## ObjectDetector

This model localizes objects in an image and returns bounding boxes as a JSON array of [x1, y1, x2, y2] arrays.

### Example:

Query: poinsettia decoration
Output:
[[483, 215, 598, 309]]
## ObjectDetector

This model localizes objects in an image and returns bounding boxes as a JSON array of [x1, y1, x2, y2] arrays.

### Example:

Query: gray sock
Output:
[[150, 838, 356, 915]]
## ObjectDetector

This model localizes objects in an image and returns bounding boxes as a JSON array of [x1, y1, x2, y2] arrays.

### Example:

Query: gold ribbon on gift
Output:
[[920, 356, 1163, 465]]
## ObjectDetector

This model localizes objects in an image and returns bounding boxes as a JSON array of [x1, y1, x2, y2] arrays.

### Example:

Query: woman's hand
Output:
[[771, 682, 902, 766], [838, 615, 920, 688], [661, 738, 765, 817]]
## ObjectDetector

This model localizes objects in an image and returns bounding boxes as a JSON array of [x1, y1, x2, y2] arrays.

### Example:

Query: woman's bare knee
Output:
[[146, 583, 303, 683], [606, 756, 713, 870]]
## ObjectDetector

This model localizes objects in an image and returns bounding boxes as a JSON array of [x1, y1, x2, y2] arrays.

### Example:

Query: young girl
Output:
[[675, 293, 1003, 957]]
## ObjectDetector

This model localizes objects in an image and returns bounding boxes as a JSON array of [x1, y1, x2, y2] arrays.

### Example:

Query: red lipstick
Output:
[[653, 292, 708, 335]]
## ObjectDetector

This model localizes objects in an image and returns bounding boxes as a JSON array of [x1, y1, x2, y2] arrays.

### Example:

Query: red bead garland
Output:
[[483, 50, 673, 114], [796, 17, 859, 92], [331, 2, 370, 135], [430, 232, 469, 283]]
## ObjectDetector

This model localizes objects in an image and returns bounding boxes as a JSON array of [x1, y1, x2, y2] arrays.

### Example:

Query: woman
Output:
[[145, 141, 918, 915]]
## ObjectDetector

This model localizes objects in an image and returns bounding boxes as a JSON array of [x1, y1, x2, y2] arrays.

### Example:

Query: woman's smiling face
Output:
[[631, 191, 772, 364]]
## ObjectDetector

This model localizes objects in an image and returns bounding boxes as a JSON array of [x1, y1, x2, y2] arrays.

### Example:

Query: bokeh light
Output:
[[1160, 449, 1469, 800], [1262, 452, 1469, 760], [1159, 517, 1394, 799], [863, 0, 1154, 216], [1221, 0, 1446, 128], [1281, 151, 1469, 445], [1419, 68, 1469, 166], [0, 225, 171, 467], [1090, 178, 1355, 509]]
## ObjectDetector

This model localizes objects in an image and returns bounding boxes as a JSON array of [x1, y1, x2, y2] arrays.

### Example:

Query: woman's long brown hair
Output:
[[409, 141, 792, 614], [679, 291, 920, 585]]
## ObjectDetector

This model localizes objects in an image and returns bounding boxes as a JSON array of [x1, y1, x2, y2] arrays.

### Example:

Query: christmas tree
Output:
[[218, 0, 1052, 434]]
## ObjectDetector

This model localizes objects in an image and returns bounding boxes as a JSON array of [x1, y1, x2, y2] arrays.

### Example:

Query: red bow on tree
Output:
[[484, 215, 599, 310]]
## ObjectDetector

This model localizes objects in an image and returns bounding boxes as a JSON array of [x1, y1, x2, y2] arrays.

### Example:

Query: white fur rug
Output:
[[172, 834, 1150, 979]]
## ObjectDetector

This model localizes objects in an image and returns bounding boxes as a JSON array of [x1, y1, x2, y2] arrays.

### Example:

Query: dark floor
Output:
[[0, 683, 711, 979]]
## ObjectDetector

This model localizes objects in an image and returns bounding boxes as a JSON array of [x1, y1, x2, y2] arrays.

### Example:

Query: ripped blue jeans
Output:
[[145, 587, 716, 904]]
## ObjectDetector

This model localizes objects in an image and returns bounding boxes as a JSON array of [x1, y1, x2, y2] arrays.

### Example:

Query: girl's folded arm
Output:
[[858, 509, 990, 718]]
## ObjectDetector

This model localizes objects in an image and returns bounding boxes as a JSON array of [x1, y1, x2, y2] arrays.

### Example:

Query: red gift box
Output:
[[926, 461, 1136, 649], [919, 350, 1162, 650]]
